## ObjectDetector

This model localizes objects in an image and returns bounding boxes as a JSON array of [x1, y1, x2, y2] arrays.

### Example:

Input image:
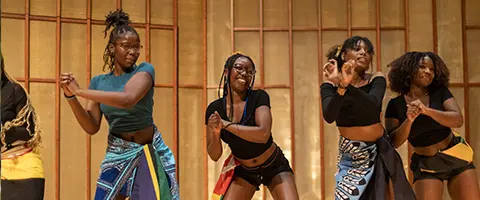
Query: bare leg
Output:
[[223, 176, 257, 200], [413, 179, 444, 200], [267, 172, 299, 200], [447, 169, 480, 200]]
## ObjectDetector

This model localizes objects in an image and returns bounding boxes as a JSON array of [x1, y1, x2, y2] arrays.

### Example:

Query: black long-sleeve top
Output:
[[320, 76, 386, 126], [1, 77, 35, 150]]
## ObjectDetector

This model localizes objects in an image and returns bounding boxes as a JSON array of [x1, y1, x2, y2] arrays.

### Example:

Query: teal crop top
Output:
[[89, 62, 155, 134]]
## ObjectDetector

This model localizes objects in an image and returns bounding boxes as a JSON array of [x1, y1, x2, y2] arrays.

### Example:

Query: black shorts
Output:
[[1, 178, 45, 200], [411, 134, 475, 183], [234, 146, 293, 190]]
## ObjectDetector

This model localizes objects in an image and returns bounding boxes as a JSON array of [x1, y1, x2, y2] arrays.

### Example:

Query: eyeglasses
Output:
[[233, 65, 256, 77], [116, 42, 143, 53]]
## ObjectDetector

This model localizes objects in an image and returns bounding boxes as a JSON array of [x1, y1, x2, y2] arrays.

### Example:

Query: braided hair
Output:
[[217, 53, 256, 121], [387, 51, 450, 94], [1, 49, 42, 150], [325, 36, 375, 71], [102, 9, 139, 72]]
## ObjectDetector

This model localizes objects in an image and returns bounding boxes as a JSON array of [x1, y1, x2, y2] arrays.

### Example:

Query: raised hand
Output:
[[323, 59, 341, 84], [409, 99, 430, 116], [60, 72, 81, 95], [208, 111, 223, 135], [406, 104, 420, 122], [339, 59, 356, 86]]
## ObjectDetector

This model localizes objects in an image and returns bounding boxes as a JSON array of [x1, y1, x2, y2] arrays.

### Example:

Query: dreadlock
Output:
[[217, 53, 256, 121], [387, 51, 450, 95], [325, 36, 375, 71], [102, 9, 139, 72], [0, 50, 42, 150]]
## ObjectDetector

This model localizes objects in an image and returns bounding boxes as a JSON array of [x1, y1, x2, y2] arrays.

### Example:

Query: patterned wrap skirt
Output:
[[94, 126, 179, 200]]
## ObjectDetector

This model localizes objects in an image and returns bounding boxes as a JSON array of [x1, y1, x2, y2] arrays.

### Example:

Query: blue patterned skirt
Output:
[[94, 126, 179, 200]]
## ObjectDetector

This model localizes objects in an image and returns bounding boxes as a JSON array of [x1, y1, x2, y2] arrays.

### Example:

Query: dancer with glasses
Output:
[[206, 53, 299, 200], [60, 10, 178, 200]]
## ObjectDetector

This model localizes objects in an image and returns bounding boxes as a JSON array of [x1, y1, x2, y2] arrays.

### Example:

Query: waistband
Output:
[[239, 146, 281, 171]]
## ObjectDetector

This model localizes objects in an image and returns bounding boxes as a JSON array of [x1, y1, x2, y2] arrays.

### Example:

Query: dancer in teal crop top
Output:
[[60, 9, 178, 200], [89, 62, 155, 134]]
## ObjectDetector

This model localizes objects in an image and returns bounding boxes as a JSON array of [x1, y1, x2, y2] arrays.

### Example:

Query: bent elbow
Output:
[[120, 99, 135, 109], [453, 117, 464, 128]]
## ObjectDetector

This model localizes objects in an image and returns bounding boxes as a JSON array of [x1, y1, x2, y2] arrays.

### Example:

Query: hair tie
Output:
[[335, 45, 343, 58]]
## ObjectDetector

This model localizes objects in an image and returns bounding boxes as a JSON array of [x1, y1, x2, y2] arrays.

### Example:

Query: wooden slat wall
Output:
[[1, 0, 480, 199]]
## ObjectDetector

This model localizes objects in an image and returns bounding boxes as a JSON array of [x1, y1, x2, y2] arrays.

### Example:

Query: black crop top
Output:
[[321, 76, 386, 127], [205, 89, 273, 159], [1, 78, 35, 150], [385, 87, 453, 147]]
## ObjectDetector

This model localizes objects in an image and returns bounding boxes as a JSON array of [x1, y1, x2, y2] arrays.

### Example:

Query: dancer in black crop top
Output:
[[321, 36, 415, 200], [205, 53, 298, 199], [385, 51, 479, 200]]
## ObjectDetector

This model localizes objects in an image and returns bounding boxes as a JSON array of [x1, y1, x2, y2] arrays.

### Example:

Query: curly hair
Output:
[[387, 51, 450, 94], [325, 36, 375, 70], [102, 9, 139, 71]]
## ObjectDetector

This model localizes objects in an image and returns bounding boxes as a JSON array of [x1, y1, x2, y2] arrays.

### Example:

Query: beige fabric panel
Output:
[[351, 0, 376, 27], [263, 0, 288, 28], [206, 0, 231, 86], [91, 0, 116, 20], [1, 18, 25, 78], [122, 0, 146, 23], [178, 88, 206, 199], [29, 83, 56, 200], [59, 23, 88, 200], [292, 31, 322, 199], [178, 0, 204, 86], [30, 0, 56, 16], [292, 0, 317, 27], [234, 0, 259, 27], [151, 0, 173, 25], [264, 32, 289, 86], [321, 0, 347, 28], [467, 30, 480, 82], [265, 88, 292, 200], [466, 0, 480, 26], [408, 0, 433, 51], [29, 21, 56, 79], [151, 30, 174, 85], [153, 88, 175, 150], [380, 31, 404, 73], [61, 0, 87, 18], [380, 0, 405, 27], [437, 0, 464, 83], [1, 0, 25, 13]]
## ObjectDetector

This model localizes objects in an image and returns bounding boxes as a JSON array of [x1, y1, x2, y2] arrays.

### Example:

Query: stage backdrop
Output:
[[1, 0, 480, 199]]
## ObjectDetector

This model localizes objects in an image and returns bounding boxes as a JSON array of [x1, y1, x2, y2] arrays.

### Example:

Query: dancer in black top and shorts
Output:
[[206, 53, 299, 200], [385, 51, 480, 200]]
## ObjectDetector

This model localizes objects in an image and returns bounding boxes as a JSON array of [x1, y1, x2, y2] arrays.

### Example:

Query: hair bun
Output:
[[104, 9, 131, 36]]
